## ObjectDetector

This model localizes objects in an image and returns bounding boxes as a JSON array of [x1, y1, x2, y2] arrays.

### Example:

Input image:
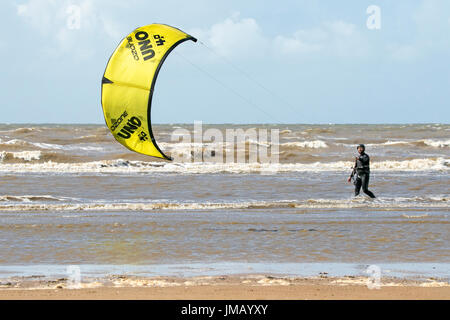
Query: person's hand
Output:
[[347, 177, 352, 183], [355, 156, 359, 161]]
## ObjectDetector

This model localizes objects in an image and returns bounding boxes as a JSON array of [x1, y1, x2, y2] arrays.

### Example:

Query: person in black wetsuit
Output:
[[347, 144, 376, 198]]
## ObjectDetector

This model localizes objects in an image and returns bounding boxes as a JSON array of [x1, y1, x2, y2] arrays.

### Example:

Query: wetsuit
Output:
[[351, 152, 376, 198]]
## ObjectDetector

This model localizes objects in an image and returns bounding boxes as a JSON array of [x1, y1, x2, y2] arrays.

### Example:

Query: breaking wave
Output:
[[0, 157, 448, 174], [281, 140, 328, 149], [0, 150, 41, 161], [0, 150, 92, 163], [0, 195, 75, 202], [0, 138, 104, 151], [357, 139, 450, 148], [421, 139, 450, 148], [0, 196, 447, 212]]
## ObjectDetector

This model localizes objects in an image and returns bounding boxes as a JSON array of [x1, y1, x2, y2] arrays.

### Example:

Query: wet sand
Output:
[[0, 276, 448, 300]]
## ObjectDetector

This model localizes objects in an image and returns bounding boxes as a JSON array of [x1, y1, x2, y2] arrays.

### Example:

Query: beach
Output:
[[0, 123, 449, 299], [0, 274, 449, 300], [1, 275, 449, 300]]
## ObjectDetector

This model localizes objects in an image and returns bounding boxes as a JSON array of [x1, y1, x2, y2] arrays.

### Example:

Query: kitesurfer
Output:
[[347, 144, 376, 198]]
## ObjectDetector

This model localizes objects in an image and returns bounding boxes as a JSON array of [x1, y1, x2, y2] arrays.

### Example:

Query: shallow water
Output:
[[0, 124, 448, 279], [0, 207, 448, 265]]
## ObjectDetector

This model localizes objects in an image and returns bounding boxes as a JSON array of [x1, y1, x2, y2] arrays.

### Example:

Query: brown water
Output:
[[0, 124, 448, 279]]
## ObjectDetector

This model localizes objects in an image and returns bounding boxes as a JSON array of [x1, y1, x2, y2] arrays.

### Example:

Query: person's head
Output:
[[357, 144, 365, 154]]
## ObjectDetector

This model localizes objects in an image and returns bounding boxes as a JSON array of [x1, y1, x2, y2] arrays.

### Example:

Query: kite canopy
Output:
[[101, 24, 197, 160]]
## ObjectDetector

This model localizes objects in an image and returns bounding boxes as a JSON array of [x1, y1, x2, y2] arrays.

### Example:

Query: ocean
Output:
[[0, 123, 449, 283]]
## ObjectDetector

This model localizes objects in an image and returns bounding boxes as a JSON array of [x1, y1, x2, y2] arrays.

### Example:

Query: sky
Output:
[[1, 0, 450, 124]]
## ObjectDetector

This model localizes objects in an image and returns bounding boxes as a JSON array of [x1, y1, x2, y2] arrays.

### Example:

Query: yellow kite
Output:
[[101, 24, 197, 160]]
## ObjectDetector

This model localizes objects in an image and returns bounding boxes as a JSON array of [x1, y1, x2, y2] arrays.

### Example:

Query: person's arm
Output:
[[347, 158, 357, 182]]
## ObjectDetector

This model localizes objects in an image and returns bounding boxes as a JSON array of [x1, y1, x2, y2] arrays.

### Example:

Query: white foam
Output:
[[0, 194, 74, 202], [419, 280, 450, 287], [421, 139, 450, 148], [336, 141, 412, 148], [0, 157, 447, 174], [112, 278, 181, 287], [0, 138, 103, 151], [0, 150, 41, 161], [355, 139, 450, 148], [382, 140, 411, 146], [0, 138, 62, 150], [2, 138, 29, 146], [31, 142, 103, 151], [257, 278, 290, 286], [372, 157, 449, 170], [0, 127, 42, 134], [281, 140, 328, 149], [0, 196, 447, 212]]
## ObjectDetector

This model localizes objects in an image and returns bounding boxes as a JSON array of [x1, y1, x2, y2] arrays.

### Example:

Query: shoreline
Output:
[[0, 262, 448, 280], [0, 275, 449, 300]]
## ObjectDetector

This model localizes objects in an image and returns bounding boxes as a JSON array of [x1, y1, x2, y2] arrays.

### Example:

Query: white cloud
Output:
[[16, 0, 56, 34], [17, 4, 27, 15], [387, 44, 420, 62], [192, 2, 450, 63], [204, 3, 449, 63], [191, 14, 370, 60], [412, 0, 448, 34], [100, 15, 123, 40], [274, 34, 321, 54], [16, 0, 123, 58], [382, 0, 450, 62], [274, 27, 328, 54], [274, 21, 368, 57], [190, 12, 268, 58]]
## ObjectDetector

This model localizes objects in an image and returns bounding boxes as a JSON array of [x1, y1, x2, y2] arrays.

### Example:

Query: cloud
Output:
[[190, 13, 268, 58], [387, 44, 420, 62], [16, 0, 123, 58], [192, 1, 450, 64], [274, 28, 326, 54], [412, 0, 449, 34], [191, 14, 370, 60], [16, 0, 56, 34], [385, 0, 450, 62], [274, 21, 368, 57]]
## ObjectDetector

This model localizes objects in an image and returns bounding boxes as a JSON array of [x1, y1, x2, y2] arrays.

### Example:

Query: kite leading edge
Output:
[[101, 24, 197, 160]]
